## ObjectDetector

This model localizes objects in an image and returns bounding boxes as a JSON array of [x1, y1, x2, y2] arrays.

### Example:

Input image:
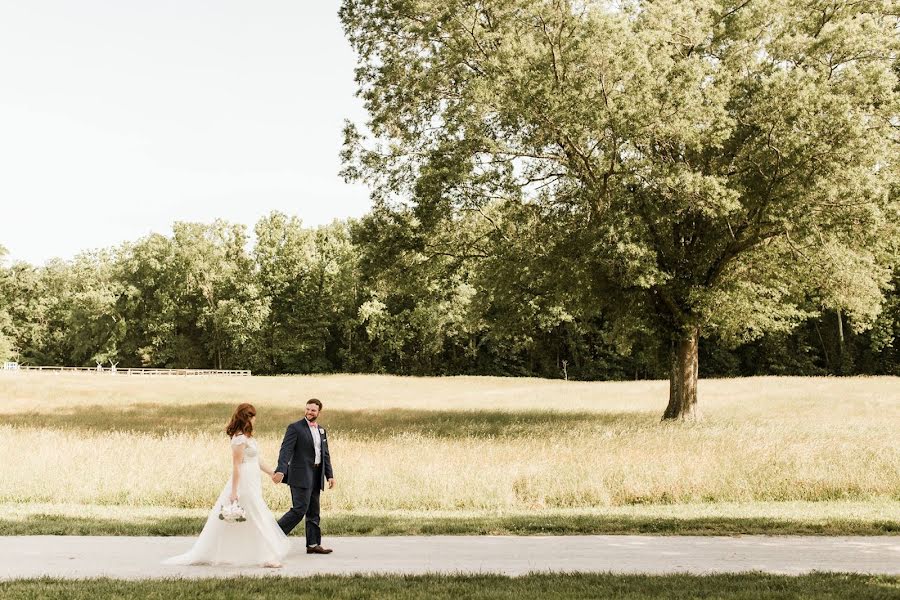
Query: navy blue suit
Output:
[[275, 419, 333, 545]]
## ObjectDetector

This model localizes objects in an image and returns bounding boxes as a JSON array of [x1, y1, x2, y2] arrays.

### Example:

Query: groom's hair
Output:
[[307, 398, 323, 410]]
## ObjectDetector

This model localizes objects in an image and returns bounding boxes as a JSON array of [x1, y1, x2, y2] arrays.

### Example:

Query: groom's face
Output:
[[305, 403, 320, 422]]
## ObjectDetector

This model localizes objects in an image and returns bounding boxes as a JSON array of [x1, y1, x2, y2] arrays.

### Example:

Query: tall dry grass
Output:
[[1, 372, 898, 512]]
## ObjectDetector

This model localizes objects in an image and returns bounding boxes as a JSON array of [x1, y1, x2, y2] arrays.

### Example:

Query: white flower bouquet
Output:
[[218, 501, 247, 523]]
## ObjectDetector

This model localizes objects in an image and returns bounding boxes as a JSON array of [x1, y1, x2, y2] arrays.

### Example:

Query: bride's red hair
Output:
[[226, 403, 256, 437]]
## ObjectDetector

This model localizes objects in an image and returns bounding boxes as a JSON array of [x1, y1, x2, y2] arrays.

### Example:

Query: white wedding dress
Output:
[[163, 434, 291, 566]]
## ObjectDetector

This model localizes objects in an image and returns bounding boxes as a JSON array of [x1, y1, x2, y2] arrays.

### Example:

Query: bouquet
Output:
[[219, 501, 247, 522]]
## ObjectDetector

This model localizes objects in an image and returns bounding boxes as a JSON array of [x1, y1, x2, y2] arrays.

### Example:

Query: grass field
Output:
[[2, 574, 899, 600], [2, 372, 898, 535]]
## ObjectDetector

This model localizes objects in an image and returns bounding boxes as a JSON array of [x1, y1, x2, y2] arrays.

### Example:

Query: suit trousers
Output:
[[277, 465, 322, 547]]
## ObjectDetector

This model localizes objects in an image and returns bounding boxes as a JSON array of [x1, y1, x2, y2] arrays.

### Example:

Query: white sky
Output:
[[0, 1, 371, 265]]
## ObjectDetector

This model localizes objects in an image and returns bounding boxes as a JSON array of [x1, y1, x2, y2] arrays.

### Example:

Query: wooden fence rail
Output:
[[13, 366, 251, 376]]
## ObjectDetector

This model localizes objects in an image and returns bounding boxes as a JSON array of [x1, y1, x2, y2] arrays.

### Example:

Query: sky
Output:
[[0, 1, 371, 265]]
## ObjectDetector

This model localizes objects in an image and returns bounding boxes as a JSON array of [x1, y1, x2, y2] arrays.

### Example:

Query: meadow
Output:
[[1, 372, 898, 535]]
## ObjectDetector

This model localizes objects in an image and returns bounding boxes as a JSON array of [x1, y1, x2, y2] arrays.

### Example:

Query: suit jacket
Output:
[[276, 419, 333, 490]]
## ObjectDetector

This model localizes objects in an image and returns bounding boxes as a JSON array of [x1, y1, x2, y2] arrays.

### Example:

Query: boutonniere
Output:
[[320, 428, 326, 437]]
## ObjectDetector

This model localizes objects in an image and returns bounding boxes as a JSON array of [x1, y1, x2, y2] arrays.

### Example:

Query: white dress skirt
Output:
[[163, 434, 291, 566]]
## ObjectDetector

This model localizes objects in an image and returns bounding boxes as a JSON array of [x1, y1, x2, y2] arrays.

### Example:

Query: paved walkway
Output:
[[3, 536, 899, 579]]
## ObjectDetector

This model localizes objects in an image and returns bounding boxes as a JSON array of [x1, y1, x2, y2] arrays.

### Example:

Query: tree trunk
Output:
[[662, 326, 700, 421], [814, 319, 831, 368], [836, 308, 845, 374]]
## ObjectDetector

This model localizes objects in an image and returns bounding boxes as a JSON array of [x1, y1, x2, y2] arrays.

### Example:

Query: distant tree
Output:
[[172, 221, 266, 370], [254, 212, 361, 373], [61, 251, 123, 366], [115, 233, 182, 367]]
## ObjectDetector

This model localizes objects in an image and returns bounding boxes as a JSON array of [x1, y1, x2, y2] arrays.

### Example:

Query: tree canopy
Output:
[[339, 0, 900, 417]]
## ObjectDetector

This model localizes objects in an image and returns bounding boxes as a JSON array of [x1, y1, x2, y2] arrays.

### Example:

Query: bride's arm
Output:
[[258, 458, 275, 477], [230, 443, 244, 502]]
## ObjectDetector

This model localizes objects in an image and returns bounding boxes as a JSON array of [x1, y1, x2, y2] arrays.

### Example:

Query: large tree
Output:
[[340, 0, 900, 418]]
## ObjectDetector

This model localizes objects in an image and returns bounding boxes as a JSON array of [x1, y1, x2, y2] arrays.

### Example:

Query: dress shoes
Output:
[[306, 545, 333, 554]]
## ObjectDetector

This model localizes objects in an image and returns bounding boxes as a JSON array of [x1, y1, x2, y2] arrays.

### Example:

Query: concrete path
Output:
[[3, 536, 899, 580]]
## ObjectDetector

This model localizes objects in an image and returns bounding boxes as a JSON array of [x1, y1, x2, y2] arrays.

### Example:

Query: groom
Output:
[[273, 398, 336, 554]]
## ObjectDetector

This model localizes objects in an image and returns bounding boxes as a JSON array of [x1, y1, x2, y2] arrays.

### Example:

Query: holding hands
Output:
[[269, 471, 333, 488]]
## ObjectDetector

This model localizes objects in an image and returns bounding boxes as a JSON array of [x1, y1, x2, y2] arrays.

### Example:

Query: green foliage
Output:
[[1, 574, 899, 600], [253, 213, 360, 373], [115, 233, 183, 366], [339, 0, 900, 384], [3, 210, 898, 377]]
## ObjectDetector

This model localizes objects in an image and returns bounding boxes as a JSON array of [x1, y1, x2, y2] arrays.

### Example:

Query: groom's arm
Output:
[[275, 423, 297, 475], [322, 435, 334, 483]]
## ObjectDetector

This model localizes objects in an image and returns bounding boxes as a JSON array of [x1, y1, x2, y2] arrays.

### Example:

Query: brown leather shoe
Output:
[[306, 545, 333, 554]]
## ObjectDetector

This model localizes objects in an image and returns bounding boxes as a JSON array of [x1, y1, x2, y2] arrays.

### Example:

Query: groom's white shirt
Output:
[[307, 419, 322, 465]]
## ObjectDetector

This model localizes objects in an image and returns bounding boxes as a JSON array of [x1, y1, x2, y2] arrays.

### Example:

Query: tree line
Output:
[[0, 211, 896, 379]]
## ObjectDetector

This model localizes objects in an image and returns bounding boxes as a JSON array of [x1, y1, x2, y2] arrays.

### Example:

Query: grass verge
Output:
[[3, 507, 898, 536], [2, 574, 899, 600]]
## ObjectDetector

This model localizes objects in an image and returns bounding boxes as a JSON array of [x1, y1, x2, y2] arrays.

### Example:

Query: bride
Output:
[[163, 403, 290, 568]]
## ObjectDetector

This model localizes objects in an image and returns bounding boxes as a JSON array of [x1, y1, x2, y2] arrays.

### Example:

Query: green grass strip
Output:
[[2, 574, 899, 600], [2, 513, 898, 536]]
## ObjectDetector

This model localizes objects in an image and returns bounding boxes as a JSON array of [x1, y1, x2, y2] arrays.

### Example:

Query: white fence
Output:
[[13, 366, 251, 376]]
